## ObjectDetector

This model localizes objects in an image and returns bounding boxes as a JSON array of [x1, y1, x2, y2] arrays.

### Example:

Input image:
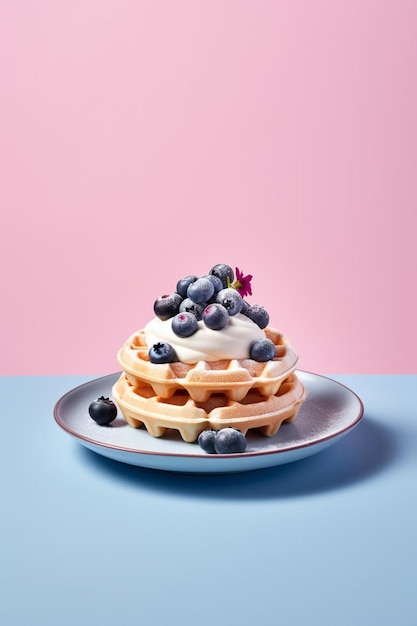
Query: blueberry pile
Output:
[[150, 263, 275, 364], [198, 427, 247, 454]]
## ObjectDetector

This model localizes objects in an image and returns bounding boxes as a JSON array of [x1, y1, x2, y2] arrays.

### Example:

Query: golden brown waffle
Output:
[[117, 327, 299, 403], [112, 372, 307, 443]]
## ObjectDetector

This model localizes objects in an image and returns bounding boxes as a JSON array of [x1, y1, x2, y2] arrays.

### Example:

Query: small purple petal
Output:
[[235, 267, 252, 297]]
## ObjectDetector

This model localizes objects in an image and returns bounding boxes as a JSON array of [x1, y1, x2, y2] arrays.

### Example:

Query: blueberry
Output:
[[215, 288, 243, 316], [202, 303, 229, 330], [88, 396, 118, 426], [171, 311, 199, 337], [202, 273, 223, 295], [214, 428, 247, 454], [187, 277, 215, 304], [153, 292, 182, 320], [240, 299, 250, 315], [176, 275, 198, 299], [149, 342, 177, 364], [245, 304, 269, 328], [209, 263, 234, 288], [179, 298, 205, 320], [249, 338, 276, 361], [198, 429, 218, 454]]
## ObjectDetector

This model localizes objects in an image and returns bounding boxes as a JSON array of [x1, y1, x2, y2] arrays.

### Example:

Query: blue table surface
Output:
[[1, 374, 416, 626]]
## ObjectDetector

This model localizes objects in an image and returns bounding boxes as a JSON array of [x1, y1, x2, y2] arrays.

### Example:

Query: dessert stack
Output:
[[112, 264, 307, 444]]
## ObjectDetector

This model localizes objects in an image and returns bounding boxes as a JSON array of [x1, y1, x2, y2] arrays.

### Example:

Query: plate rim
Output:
[[53, 370, 364, 461]]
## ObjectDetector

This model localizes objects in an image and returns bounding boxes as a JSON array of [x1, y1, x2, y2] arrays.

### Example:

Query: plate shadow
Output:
[[76, 415, 400, 500]]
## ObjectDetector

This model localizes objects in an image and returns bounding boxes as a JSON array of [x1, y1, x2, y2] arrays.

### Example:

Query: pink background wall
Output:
[[1, 0, 416, 376]]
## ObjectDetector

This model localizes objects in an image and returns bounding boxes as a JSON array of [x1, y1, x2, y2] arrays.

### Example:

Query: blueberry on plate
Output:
[[198, 429, 218, 454], [88, 396, 118, 426], [149, 342, 177, 364], [214, 428, 247, 454]]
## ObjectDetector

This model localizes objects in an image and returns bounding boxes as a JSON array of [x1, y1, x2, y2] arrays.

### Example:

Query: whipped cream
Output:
[[145, 313, 265, 363]]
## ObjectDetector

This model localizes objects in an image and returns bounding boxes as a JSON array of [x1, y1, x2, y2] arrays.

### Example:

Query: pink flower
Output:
[[232, 267, 253, 297]]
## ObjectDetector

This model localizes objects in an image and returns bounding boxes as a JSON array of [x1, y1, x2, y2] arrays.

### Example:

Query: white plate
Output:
[[54, 371, 364, 474]]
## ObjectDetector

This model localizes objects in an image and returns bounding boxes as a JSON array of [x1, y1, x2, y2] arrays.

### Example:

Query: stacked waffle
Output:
[[113, 326, 306, 443]]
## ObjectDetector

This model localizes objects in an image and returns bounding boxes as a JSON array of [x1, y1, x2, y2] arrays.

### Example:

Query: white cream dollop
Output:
[[145, 313, 265, 363]]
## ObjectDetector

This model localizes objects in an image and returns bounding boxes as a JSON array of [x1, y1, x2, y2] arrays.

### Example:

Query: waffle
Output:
[[117, 327, 299, 403], [112, 372, 307, 443]]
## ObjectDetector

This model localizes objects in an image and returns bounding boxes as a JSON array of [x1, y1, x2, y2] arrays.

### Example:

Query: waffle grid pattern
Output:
[[113, 326, 307, 442]]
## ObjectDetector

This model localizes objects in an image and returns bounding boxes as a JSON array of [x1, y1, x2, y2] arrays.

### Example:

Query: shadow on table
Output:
[[77, 415, 399, 500]]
